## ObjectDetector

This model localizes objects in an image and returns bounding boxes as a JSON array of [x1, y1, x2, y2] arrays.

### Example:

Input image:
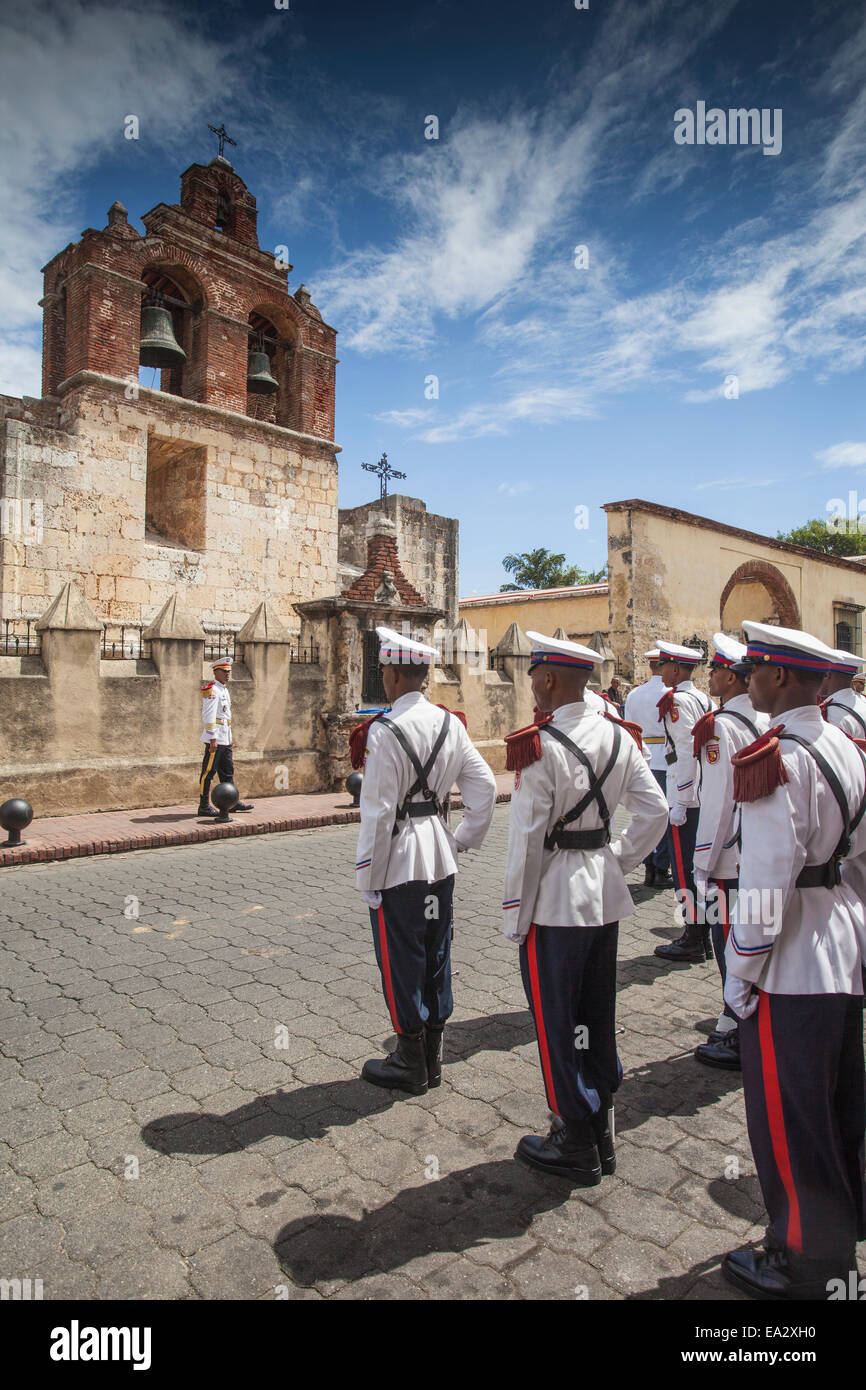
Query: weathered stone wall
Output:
[[0, 378, 338, 631], [338, 495, 458, 623], [0, 588, 328, 816]]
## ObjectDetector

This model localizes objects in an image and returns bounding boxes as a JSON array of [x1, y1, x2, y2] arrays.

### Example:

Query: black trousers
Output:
[[369, 876, 454, 1035], [740, 990, 865, 1261], [644, 769, 671, 871], [707, 877, 738, 1020], [519, 922, 622, 1122], [199, 743, 234, 807], [666, 806, 700, 924]]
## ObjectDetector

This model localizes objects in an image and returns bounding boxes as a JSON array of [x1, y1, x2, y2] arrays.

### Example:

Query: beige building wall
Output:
[[458, 584, 609, 652], [605, 500, 866, 682]]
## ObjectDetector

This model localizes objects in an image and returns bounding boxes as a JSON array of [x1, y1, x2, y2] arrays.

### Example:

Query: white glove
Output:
[[360, 890, 382, 909], [503, 925, 526, 945], [724, 974, 758, 1020], [669, 803, 688, 827], [693, 868, 709, 895]]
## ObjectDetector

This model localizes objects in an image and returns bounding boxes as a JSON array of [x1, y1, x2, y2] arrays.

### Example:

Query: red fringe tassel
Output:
[[732, 724, 789, 802], [692, 710, 717, 756]]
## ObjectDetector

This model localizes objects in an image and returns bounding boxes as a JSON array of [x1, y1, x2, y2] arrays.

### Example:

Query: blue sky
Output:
[[1, 0, 864, 595]]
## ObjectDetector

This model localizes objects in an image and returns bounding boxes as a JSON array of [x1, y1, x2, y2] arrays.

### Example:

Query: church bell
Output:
[[139, 305, 187, 369], [247, 346, 279, 394]]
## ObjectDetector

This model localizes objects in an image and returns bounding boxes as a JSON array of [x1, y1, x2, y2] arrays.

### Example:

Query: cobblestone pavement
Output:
[[2, 807, 863, 1301]]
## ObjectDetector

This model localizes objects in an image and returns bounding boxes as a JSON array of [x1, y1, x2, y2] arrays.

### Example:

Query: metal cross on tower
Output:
[[208, 123, 237, 159], [362, 452, 406, 500]]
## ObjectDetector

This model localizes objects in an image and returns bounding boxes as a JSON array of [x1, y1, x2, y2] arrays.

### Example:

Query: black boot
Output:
[[695, 1028, 740, 1070], [590, 1104, 616, 1175], [197, 804, 219, 818], [516, 1116, 602, 1185], [654, 924, 712, 962], [425, 1025, 444, 1089], [362, 1032, 428, 1096], [723, 1240, 856, 1301], [643, 864, 656, 887]]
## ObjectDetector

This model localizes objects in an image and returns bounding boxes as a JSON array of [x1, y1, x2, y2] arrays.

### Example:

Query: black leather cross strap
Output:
[[715, 707, 760, 739], [823, 700, 866, 737], [779, 732, 866, 888], [540, 722, 621, 851], [663, 690, 713, 765], [378, 711, 451, 837]]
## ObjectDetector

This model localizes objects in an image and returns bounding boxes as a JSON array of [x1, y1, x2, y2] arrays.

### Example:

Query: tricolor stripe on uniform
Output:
[[757, 991, 803, 1252], [375, 905, 401, 1035], [526, 924, 559, 1114], [728, 925, 772, 956], [502, 899, 521, 910], [355, 858, 372, 869]]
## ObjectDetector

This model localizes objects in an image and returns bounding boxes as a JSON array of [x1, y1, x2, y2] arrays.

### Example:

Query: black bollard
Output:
[[211, 781, 239, 823], [346, 772, 363, 807], [0, 798, 34, 847]]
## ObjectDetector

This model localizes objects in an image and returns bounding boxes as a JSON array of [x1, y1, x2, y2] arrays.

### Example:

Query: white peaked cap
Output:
[[657, 640, 704, 663], [526, 631, 602, 671], [376, 626, 436, 664], [711, 632, 748, 667]]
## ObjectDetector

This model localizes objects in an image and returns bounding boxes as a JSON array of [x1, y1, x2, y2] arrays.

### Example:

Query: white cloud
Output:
[[497, 481, 533, 497], [815, 442, 866, 469], [692, 475, 782, 492], [0, 4, 255, 396]]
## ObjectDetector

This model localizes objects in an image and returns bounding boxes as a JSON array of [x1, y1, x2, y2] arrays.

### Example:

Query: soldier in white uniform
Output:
[[198, 657, 253, 816], [624, 648, 672, 886], [352, 627, 497, 1095], [722, 621, 866, 1300], [691, 633, 768, 1070], [501, 632, 669, 1183], [818, 649, 866, 738], [653, 640, 715, 962]]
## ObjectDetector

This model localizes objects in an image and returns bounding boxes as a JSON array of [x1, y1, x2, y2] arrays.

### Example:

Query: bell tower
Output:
[[39, 148, 337, 436]]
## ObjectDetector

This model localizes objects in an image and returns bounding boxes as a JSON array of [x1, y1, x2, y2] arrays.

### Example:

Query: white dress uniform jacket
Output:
[[201, 680, 232, 746], [726, 706, 866, 994], [822, 686, 866, 739], [624, 674, 668, 772], [693, 693, 768, 882], [355, 692, 497, 892], [661, 681, 714, 808], [501, 702, 669, 942]]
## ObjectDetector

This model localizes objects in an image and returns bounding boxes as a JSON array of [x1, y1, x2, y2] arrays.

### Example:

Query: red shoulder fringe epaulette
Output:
[[436, 704, 467, 728], [819, 697, 830, 722], [201, 681, 214, 694], [603, 710, 644, 750], [732, 724, 788, 802], [505, 723, 545, 773], [532, 706, 554, 727], [692, 710, 716, 755], [349, 713, 385, 769], [657, 689, 676, 719]]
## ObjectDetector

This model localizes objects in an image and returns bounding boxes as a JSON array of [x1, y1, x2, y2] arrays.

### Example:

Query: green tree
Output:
[[500, 548, 607, 591], [777, 517, 866, 557]]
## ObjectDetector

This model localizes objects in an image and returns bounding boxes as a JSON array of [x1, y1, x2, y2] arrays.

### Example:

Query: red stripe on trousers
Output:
[[757, 991, 803, 1253], [376, 905, 401, 1035], [714, 879, 730, 942], [527, 923, 560, 1115], [671, 824, 694, 923]]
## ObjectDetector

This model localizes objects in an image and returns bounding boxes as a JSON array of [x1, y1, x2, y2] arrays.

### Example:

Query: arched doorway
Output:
[[720, 560, 800, 633]]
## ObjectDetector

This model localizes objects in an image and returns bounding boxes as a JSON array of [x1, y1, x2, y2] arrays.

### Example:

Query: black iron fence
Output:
[[203, 629, 237, 664], [290, 643, 319, 663], [2, 618, 41, 656], [101, 625, 151, 660]]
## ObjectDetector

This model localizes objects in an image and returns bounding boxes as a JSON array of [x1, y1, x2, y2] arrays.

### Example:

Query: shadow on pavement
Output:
[[271, 1158, 576, 1286], [142, 1010, 536, 1156]]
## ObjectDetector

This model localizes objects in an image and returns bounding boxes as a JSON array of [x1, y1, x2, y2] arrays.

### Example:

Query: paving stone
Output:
[[62, 1202, 153, 1265], [188, 1231, 286, 1300], [95, 1245, 192, 1299]]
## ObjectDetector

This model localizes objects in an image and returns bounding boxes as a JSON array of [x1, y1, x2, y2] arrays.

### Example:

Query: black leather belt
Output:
[[796, 860, 842, 889], [545, 826, 610, 851], [404, 802, 441, 820]]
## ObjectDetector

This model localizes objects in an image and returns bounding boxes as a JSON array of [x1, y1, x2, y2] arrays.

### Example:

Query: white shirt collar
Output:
[[390, 690, 427, 713]]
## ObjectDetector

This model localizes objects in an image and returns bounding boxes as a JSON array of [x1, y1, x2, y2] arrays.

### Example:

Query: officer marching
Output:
[[501, 632, 669, 1184], [352, 627, 497, 1096], [624, 648, 672, 887], [654, 640, 715, 963], [198, 658, 254, 817], [818, 649, 866, 738], [722, 620, 866, 1300], [691, 633, 768, 1070]]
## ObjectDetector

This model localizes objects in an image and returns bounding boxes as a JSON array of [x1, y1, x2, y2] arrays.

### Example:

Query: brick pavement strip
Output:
[[0, 807, 863, 1302]]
